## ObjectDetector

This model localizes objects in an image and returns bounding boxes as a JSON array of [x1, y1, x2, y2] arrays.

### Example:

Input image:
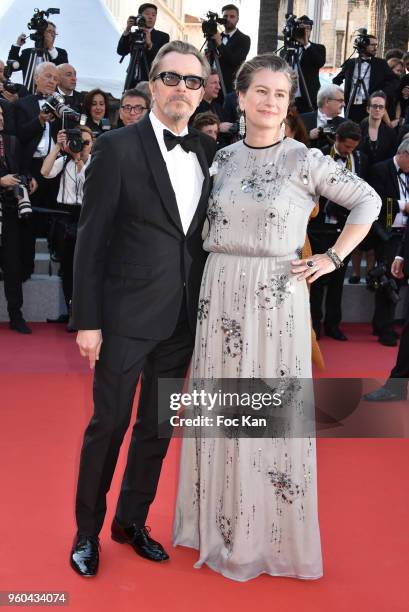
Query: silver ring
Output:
[[306, 260, 315, 268]]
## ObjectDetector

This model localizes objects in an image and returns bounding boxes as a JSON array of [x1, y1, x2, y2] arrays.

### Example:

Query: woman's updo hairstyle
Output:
[[234, 53, 298, 105]]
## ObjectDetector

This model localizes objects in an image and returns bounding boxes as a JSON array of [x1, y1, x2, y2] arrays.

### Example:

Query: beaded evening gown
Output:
[[173, 138, 381, 581]]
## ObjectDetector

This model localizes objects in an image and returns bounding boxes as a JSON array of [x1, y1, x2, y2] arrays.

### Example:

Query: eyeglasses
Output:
[[153, 71, 205, 90], [121, 104, 148, 114], [369, 104, 385, 109]]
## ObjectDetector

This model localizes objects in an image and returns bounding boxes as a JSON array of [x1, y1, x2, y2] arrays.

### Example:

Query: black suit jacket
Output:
[[359, 118, 398, 165], [396, 229, 409, 276], [117, 29, 170, 84], [216, 29, 251, 93], [0, 133, 21, 177], [368, 158, 403, 228], [62, 90, 86, 114], [0, 98, 16, 135], [299, 43, 326, 109], [333, 57, 396, 106], [14, 94, 58, 172], [7, 45, 69, 80], [72, 114, 217, 338]]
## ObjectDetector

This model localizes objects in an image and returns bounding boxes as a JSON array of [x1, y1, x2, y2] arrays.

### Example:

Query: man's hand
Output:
[[0, 174, 19, 188], [29, 177, 38, 194], [16, 33, 26, 46], [212, 31, 222, 47], [143, 28, 153, 50], [309, 127, 320, 140], [124, 16, 135, 34], [39, 110, 55, 126], [0, 83, 19, 103], [391, 258, 404, 279], [401, 85, 409, 100], [76, 330, 103, 370], [219, 121, 233, 133]]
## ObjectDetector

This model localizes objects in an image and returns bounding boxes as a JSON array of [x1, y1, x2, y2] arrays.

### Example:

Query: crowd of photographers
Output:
[[0, 3, 408, 347]]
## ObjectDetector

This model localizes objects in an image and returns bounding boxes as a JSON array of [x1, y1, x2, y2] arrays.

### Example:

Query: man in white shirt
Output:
[[70, 40, 216, 578]]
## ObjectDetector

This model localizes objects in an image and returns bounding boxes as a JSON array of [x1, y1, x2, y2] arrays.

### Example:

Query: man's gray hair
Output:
[[57, 63, 76, 73], [149, 40, 211, 82], [317, 84, 344, 108], [397, 138, 409, 154], [34, 61, 58, 78]]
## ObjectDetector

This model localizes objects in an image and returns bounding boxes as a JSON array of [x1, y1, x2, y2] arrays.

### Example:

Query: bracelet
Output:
[[326, 247, 343, 269]]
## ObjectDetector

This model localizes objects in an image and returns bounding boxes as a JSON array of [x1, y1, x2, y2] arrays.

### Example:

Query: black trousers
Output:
[[29, 158, 59, 239], [387, 302, 409, 391], [373, 232, 405, 336], [75, 297, 194, 536], [309, 230, 349, 329], [1, 205, 35, 319]]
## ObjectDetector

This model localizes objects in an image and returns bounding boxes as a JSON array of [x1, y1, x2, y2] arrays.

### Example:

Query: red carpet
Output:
[[0, 323, 408, 612]]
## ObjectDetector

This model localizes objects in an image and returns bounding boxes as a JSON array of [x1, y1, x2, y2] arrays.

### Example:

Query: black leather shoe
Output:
[[363, 385, 407, 402], [9, 318, 32, 334], [378, 334, 397, 347], [324, 326, 348, 341], [111, 519, 169, 562], [46, 314, 69, 323], [348, 275, 361, 284], [70, 534, 100, 577]]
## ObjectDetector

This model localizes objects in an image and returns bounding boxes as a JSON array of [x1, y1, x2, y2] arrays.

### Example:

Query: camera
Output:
[[202, 11, 228, 38], [353, 28, 371, 54], [282, 14, 313, 48], [130, 14, 147, 28], [12, 176, 32, 220], [366, 264, 400, 304], [27, 7, 60, 47], [1, 60, 20, 95], [43, 93, 88, 152], [128, 14, 147, 45]]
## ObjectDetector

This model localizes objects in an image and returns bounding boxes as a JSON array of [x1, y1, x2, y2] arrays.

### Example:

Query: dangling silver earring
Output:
[[239, 112, 246, 137], [280, 120, 286, 141]]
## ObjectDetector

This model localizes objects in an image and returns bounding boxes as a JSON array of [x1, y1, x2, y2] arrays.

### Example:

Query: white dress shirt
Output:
[[149, 110, 204, 234], [392, 157, 408, 228], [45, 156, 89, 204]]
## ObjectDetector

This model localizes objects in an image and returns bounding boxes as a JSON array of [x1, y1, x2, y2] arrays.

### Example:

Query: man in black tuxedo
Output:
[[56, 64, 85, 113], [301, 84, 346, 150], [0, 105, 37, 334], [333, 34, 396, 124], [14, 62, 60, 241], [8, 22, 68, 92], [117, 3, 170, 87], [363, 231, 409, 402], [308, 121, 368, 341], [209, 4, 250, 94], [281, 15, 325, 114], [368, 139, 409, 346], [70, 40, 216, 577]]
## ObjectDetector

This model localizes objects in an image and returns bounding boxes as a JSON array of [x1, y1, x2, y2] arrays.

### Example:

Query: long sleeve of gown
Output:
[[306, 148, 381, 225]]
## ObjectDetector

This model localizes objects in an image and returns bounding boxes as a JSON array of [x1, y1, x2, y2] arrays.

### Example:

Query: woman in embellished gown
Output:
[[173, 54, 381, 581]]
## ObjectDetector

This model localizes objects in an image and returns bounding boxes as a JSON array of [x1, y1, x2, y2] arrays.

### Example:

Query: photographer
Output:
[[208, 4, 250, 95], [117, 3, 169, 86], [301, 84, 346, 150], [14, 62, 60, 239], [8, 21, 68, 83], [0, 105, 37, 334], [368, 139, 409, 346], [308, 121, 368, 341], [57, 64, 84, 113], [41, 127, 94, 329], [0, 59, 29, 104], [333, 33, 396, 124], [286, 15, 326, 114]]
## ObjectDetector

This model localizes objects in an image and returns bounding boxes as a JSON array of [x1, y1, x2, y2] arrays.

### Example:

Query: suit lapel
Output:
[[136, 115, 184, 233], [186, 134, 211, 236]]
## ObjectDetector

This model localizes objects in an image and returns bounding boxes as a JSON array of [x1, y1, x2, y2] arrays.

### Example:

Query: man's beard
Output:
[[164, 96, 193, 121]]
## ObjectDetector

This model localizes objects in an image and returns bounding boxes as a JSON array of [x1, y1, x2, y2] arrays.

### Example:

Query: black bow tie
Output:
[[36, 93, 48, 100], [163, 129, 199, 154], [334, 153, 347, 162]]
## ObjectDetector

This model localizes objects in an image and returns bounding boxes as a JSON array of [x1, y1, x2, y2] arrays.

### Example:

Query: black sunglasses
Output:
[[153, 71, 204, 90]]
